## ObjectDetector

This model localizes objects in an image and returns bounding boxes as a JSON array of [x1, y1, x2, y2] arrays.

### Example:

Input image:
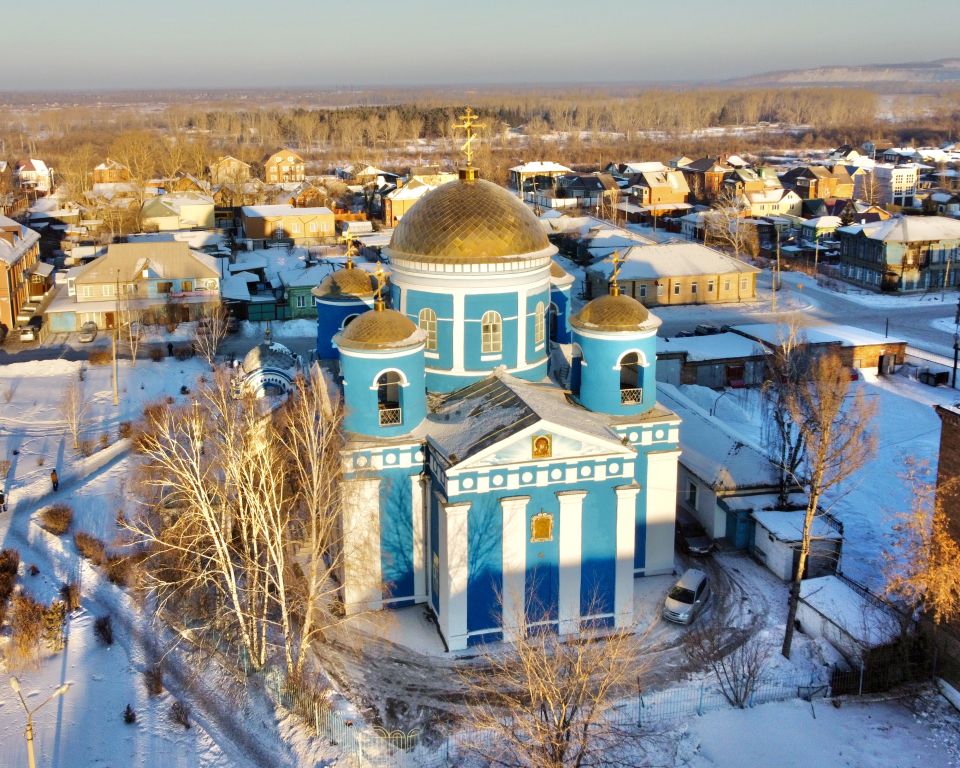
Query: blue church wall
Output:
[[550, 285, 573, 344], [464, 293, 519, 370], [403, 289, 454, 371], [316, 299, 370, 359], [378, 467, 418, 604], [339, 348, 427, 438], [465, 494, 503, 635], [580, 483, 618, 619], [522, 485, 560, 625], [429, 491, 440, 614], [523, 289, 552, 366], [573, 330, 658, 415]]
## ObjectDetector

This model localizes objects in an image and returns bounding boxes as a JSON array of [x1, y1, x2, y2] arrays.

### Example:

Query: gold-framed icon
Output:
[[532, 434, 552, 459]]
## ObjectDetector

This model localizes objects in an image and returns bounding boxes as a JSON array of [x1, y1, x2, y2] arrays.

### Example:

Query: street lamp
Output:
[[9, 677, 71, 768]]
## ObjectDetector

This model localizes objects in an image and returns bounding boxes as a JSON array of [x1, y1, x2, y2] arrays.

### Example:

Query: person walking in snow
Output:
[[50, 469, 59, 492]]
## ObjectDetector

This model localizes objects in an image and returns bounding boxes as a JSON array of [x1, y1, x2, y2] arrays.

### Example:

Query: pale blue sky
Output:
[[2, 0, 956, 90]]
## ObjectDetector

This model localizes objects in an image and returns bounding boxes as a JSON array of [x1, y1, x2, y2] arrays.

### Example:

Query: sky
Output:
[[2, 0, 958, 91]]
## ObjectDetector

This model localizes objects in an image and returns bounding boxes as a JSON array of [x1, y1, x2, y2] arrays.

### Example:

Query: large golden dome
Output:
[[571, 294, 661, 333], [387, 177, 552, 264], [336, 307, 424, 351]]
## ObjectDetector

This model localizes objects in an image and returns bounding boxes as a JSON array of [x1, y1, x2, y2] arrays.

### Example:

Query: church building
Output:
[[317, 136, 680, 651]]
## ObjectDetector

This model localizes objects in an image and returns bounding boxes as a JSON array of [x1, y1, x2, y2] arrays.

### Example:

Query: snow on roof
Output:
[[220, 275, 251, 301], [510, 161, 573, 174], [657, 332, 769, 362], [730, 322, 905, 349], [591, 242, 759, 281], [838, 215, 960, 243], [74, 242, 219, 283], [657, 383, 778, 491], [241, 205, 333, 217], [388, 181, 436, 201], [623, 161, 668, 174], [229, 255, 268, 272], [802, 216, 843, 229], [799, 576, 900, 648], [752, 510, 841, 542], [0, 219, 41, 266]]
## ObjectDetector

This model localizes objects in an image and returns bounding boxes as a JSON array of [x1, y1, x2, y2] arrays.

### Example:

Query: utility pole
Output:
[[113, 269, 119, 406], [10, 677, 71, 768], [953, 296, 960, 389]]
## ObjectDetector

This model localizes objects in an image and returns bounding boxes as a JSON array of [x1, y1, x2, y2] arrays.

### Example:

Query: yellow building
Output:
[[240, 204, 335, 243], [264, 149, 305, 184]]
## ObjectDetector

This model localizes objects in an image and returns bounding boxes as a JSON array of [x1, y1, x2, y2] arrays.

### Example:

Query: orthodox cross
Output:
[[610, 250, 622, 296], [374, 261, 386, 309], [453, 107, 485, 167]]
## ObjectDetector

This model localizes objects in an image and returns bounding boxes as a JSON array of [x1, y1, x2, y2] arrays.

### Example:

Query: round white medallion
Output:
[[521, 471, 534, 483], [462, 477, 475, 489], [415, 450, 424, 462], [492, 475, 504, 487], [610, 463, 620, 474], [355, 455, 369, 468], [550, 468, 562, 480], [629, 432, 639, 442], [580, 466, 592, 477], [385, 453, 397, 465]]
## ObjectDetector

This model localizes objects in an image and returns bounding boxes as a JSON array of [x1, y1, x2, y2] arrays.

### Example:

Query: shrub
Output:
[[99, 433, 110, 450], [39, 504, 73, 535], [10, 594, 45, 668], [123, 704, 137, 724], [0, 549, 21, 625], [142, 402, 167, 422], [106, 555, 135, 587], [149, 347, 163, 363], [43, 600, 66, 652], [169, 700, 191, 729], [0, 459, 11, 477], [144, 663, 163, 697], [88, 349, 112, 366], [118, 421, 133, 439], [94, 615, 113, 646], [74, 532, 106, 566], [36, 455, 45, 467], [174, 347, 192, 361], [60, 581, 81, 612], [79, 439, 95, 457]]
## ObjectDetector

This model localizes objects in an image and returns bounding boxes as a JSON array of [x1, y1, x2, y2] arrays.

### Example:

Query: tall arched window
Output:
[[619, 352, 643, 404], [481, 311, 502, 354], [376, 370, 403, 426], [418, 307, 437, 351], [534, 301, 545, 344]]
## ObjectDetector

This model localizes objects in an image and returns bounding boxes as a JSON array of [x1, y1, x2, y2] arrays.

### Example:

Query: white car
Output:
[[662, 568, 710, 625]]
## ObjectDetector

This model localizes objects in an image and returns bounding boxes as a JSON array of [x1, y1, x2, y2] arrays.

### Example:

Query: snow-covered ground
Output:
[[652, 686, 960, 768], [239, 319, 317, 339], [933, 316, 960, 335]]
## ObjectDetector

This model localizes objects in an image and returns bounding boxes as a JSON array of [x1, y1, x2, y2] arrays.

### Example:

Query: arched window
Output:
[[376, 370, 403, 426], [570, 343, 583, 398], [548, 302, 559, 342], [342, 314, 359, 328], [534, 301, 545, 344], [619, 352, 643, 404], [481, 311, 502, 354], [418, 307, 437, 351]]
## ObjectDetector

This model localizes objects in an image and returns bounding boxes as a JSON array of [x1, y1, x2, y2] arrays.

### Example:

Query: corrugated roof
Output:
[[74, 242, 219, 283]]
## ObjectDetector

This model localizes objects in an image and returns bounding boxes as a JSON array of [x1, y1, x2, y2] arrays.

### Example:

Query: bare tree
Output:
[[193, 304, 230, 369], [461, 599, 657, 768], [685, 593, 772, 708], [781, 352, 877, 658], [59, 376, 90, 451], [885, 468, 960, 627], [704, 188, 752, 261], [118, 287, 143, 366], [761, 320, 811, 507]]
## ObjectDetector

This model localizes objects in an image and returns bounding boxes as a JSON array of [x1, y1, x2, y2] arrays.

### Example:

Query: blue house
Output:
[[326, 166, 681, 651]]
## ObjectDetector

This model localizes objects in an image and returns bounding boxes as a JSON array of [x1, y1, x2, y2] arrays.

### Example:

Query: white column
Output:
[[440, 501, 471, 651], [452, 290, 466, 371], [614, 484, 640, 628], [412, 474, 426, 601], [516, 289, 527, 365], [500, 496, 529, 642], [643, 450, 682, 576], [342, 477, 383, 614], [557, 490, 586, 635]]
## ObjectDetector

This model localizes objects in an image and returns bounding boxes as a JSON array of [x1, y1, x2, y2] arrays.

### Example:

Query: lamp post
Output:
[[9, 677, 71, 768]]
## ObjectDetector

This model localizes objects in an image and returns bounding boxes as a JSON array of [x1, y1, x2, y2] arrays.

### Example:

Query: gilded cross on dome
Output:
[[374, 261, 386, 310], [610, 250, 622, 296], [453, 107, 485, 167]]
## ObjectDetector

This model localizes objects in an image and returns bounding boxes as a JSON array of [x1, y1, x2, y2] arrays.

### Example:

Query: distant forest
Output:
[[4, 86, 960, 189]]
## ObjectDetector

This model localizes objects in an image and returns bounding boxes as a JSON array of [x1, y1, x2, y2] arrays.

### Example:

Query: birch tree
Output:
[[193, 304, 230, 369], [781, 352, 876, 658], [59, 376, 89, 451], [704, 188, 753, 262]]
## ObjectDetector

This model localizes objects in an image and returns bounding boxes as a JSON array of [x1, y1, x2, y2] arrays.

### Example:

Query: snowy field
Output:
[[933, 316, 960, 334]]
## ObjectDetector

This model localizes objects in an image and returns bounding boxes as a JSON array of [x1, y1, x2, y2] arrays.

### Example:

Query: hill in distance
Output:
[[728, 58, 960, 89]]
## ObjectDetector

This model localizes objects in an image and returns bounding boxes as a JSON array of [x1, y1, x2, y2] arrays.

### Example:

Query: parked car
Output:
[[675, 511, 712, 555], [662, 568, 710, 625], [77, 321, 98, 343], [694, 323, 720, 336], [18, 325, 37, 342]]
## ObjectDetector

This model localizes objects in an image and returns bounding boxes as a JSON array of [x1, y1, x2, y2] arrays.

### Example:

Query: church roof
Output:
[[335, 307, 424, 350], [426, 372, 623, 466], [386, 177, 554, 264], [241, 342, 296, 375], [570, 293, 661, 333], [312, 265, 376, 298]]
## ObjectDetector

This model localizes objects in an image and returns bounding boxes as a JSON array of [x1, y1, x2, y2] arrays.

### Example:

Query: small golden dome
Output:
[[387, 178, 552, 263], [550, 261, 569, 279], [571, 294, 660, 333], [336, 308, 423, 350], [312, 267, 376, 299]]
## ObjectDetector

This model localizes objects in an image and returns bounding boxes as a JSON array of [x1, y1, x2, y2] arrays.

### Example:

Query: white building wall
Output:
[[614, 486, 639, 627], [441, 501, 471, 651], [411, 475, 427, 601], [557, 490, 586, 634], [342, 477, 383, 614], [643, 450, 681, 575], [501, 496, 529, 642]]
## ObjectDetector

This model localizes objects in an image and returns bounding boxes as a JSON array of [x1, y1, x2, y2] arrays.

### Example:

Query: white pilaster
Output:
[[452, 291, 465, 370], [441, 500, 471, 651], [516, 290, 527, 364], [615, 485, 640, 628], [342, 477, 383, 614], [557, 490, 586, 635], [500, 496, 529, 642], [643, 450, 682, 576], [412, 474, 426, 601]]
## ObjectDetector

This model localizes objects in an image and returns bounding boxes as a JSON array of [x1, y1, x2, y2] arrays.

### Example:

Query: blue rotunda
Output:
[[324, 165, 680, 652]]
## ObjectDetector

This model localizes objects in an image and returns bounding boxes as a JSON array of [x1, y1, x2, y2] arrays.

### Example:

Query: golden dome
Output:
[[312, 266, 376, 299], [387, 178, 552, 263], [336, 307, 424, 351], [571, 294, 660, 333], [550, 261, 569, 279]]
